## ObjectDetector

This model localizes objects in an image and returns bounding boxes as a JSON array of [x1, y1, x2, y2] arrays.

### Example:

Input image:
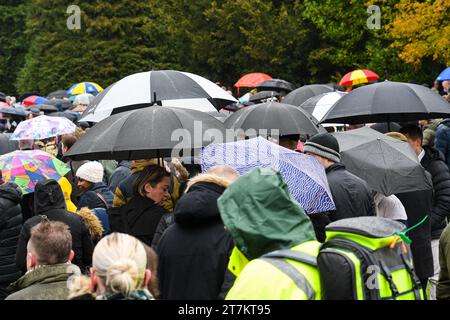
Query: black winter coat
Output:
[[111, 194, 168, 247], [396, 187, 434, 280], [326, 163, 375, 222], [0, 183, 23, 299], [156, 181, 233, 300], [15, 180, 94, 274], [421, 146, 450, 239], [77, 182, 114, 210]]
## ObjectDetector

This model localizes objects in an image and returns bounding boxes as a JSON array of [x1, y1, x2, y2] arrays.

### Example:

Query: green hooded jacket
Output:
[[6, 264, 80, 300], [217, 167, 317, 261]]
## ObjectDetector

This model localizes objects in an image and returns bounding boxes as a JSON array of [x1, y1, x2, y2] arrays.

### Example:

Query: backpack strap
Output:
[[399, 252, 423, 300], [261, 250, 317, 300], [96, 192, 109, 209]]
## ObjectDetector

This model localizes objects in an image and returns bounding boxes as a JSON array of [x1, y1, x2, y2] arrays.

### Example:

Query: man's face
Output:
[[305, 152, 328, 168]]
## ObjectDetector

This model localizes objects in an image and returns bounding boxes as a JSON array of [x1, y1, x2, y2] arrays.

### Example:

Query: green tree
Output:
[[0, 0, 29, 96], [16, 1, 162, 95]]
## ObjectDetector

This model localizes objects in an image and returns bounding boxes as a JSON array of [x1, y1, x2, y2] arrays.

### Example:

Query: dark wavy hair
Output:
[[133, 165, 170, 197]]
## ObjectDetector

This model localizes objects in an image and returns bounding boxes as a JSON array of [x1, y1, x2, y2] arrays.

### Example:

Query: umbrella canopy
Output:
[[80, 70, 237, 123], [10, 115, 76, 140], [234, 72, 272, 88], [322, 81, 450, 124], [0, 92, 6, 102], [22, 95, 47, 107], [0, 150, 70, 194], [66, 105, 226, 161], [0, 133, 18, 155], [45, 98, 73, 111], [67, 82, 103, 96], [300, 91, 347, 122], [47, 90, 70, 100], [256, 79, 294, 93], [436, 67, 450, 81], [0, 107, 27, 117], [332, 127, 433, 196], [225, 101, 323, 138], [48, 111, 79, 122], [36, 104, 58, 113], [0, 101, 9, 108], [248, 91, 281, 103], [283, 84, 336, 107], [339, 69, 379, 87], [201, 136, 335, 214]]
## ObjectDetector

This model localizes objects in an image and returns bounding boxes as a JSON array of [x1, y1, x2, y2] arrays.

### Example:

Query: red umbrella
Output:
[[339, 69, 379, 87], [234, 73, 272, 95], [23, 95, 47, 107]]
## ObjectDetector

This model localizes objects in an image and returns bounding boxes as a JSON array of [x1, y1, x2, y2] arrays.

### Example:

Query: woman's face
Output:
[[144, 176, 170, 204]]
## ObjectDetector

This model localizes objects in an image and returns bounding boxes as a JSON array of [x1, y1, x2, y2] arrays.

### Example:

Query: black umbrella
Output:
[[0, 92, 6, 102], [249, 91, 281, 103], [36, 104, 58, 113], [256, 79, 294, 94], [224, 101, 324, 138], [47, 90, 70, 100], [322, 81, 450, 124], [283, 84, 336, 107], [66, 106, 226, 161], [48, 111, 79, 122], [0, 133, 18, 155], [332, 127, 433, 196], [0, 107, 27, 117], [45, 98, 73, 111]]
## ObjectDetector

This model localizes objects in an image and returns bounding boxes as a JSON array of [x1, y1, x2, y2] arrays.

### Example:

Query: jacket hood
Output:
[[174, 174, 229, 225], [217, 167, 316, 261], [8, 264, 80, 292], [34, 179, 67, 215], [423, 146, 446, 162], [0, 182, 22, 203]]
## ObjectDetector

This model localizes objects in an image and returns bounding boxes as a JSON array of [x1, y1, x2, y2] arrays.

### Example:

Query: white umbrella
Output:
[[80, 70, 237, 122], [300, 91, 346, 122]]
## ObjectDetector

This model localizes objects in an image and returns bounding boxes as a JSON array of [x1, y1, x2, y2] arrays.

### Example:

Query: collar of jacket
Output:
[[8, 263, 80, 292], [325, 162, 345, 174]]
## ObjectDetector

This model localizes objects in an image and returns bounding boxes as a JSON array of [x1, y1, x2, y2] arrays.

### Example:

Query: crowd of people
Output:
[[0, 79, 450, 301]]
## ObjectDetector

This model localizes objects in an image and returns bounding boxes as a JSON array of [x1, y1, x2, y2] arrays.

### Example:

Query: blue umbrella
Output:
[[436, 67, 450, 81], [201, 136, 335, 214]]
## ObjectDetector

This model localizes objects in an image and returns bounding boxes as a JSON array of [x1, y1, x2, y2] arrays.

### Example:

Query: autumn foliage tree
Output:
[[387, 0, 450, 66]]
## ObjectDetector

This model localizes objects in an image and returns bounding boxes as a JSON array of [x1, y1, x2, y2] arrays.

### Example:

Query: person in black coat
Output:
[[401, 125, 450, 299], [156, 166, 238, 300], [0, 181, 23, 299], [303, 133, 375, 241], [75, 161, 114, 210], [109, 165, 171, 247], [15, 180, 94, 274]]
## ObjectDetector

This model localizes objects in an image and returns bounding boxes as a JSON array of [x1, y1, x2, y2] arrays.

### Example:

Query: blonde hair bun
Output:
[[106, 258, 139, 295]]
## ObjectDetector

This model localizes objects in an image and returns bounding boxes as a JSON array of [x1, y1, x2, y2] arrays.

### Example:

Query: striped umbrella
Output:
[[67, 82, 103, 95], [80, 70, 238, 123], [339, 69, 379, 87], [0, 150, 70, 194]]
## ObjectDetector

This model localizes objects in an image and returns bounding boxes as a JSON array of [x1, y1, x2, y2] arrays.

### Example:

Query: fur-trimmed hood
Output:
[[76, 207, 104, 241], [185, 173, 232, 193], [174, 173, 232, 226]]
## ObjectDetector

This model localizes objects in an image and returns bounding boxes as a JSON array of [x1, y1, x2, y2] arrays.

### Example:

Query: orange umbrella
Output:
[[339, 69, 379, 87], [234, 73, 272, 95]]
